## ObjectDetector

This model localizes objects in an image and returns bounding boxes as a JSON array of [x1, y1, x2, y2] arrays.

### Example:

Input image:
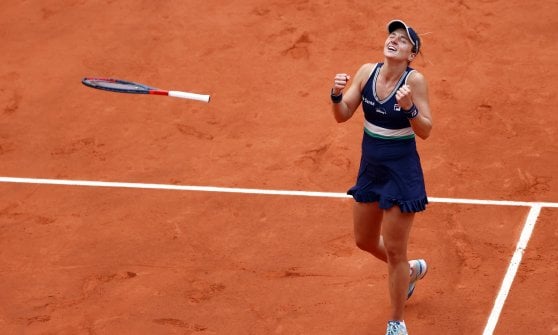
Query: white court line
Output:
[[482, 204, 542, 335], [0, 176, 554, 334], [1, 176, 558, 208]]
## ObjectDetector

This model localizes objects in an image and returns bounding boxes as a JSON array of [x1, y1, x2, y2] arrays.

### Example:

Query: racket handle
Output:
[[168, 90, 211, 102]]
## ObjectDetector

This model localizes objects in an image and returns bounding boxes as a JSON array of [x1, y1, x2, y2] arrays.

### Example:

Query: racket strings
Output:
[[82, 78, 152, 93]]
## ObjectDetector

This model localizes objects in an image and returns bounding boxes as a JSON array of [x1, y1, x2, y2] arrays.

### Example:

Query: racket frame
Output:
[[81, 77, 210, 102]]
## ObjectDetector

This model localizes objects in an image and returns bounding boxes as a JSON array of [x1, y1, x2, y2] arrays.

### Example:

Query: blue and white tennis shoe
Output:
[[407, 259, 428, 300], [386, 320, 408, 335]]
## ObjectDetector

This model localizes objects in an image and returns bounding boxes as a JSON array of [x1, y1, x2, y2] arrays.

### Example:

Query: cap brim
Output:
[[387, 20, 414, 44]]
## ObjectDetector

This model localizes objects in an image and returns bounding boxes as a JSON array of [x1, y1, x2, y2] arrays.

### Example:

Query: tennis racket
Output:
[[81, 77, 211, 103]]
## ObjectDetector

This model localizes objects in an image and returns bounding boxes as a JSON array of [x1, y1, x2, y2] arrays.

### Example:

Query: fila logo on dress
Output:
[[363, 97, 402, 114]]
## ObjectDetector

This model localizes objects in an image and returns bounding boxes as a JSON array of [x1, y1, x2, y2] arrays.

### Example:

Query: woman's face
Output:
[[384, 28, 416, 62]]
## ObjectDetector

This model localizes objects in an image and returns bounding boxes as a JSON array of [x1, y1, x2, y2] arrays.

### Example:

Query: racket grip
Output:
[[168, 90, 211, 102]]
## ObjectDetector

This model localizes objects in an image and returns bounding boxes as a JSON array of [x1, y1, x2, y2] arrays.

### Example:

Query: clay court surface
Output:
[[1, 1, 557, 334]]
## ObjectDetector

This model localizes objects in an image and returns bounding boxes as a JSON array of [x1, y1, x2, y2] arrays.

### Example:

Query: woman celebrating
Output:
[[330, 20, 432, 335]]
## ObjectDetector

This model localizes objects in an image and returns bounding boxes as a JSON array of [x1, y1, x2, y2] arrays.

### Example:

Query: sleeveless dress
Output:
[[347, 63, 428, 213]]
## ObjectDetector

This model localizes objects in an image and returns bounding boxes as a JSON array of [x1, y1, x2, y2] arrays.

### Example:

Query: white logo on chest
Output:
[[362, 96, 375, 106]]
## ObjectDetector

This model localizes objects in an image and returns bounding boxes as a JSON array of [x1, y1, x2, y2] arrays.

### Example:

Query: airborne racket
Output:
[[81, 77, 211, 103]]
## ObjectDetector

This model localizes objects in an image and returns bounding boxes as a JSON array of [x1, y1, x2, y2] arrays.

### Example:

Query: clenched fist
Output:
[[395, 84, 414, 110], [332, 74, 351, 95]]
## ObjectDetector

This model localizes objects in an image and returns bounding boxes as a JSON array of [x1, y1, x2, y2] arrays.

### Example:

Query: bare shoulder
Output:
[[354, 63, 377, 89], [356, 62, 377, 76], [408, 70, 428, 86]]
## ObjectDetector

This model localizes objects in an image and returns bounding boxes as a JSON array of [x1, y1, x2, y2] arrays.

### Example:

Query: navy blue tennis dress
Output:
[[347, 63, 428, 212]]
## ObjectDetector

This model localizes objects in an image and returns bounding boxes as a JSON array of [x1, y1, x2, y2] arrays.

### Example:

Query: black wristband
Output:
[[330, 89, 342, 103], [402, 105, 419, 119]]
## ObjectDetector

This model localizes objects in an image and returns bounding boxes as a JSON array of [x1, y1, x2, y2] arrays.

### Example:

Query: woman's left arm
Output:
[[408, 71, 433, 140]]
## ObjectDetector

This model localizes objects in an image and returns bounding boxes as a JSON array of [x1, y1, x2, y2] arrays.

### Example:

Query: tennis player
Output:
[[330, 19, 432, 335]]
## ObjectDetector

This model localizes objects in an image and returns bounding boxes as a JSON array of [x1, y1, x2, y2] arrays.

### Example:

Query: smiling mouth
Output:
[[387, 44, 397, 52]]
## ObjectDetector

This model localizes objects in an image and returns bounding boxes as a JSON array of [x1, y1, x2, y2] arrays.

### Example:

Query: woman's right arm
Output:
[[331, 63, 372, 123]]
